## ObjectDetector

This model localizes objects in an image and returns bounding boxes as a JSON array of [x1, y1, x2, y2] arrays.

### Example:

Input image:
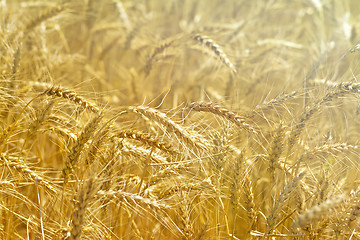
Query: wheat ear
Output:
[[86, 126, 111, 165], [0, 153, 56, 193], [267, 172, 306, 232], [28, 100, 54, 137], [23, 3, 66, 34], [347, 190, 360, 228], [318, 82, 360, 105], [70, 179, 97, 240], [115, 129, 178, 155], [63, 113, 103, 182], [295, 143, 359, 168], [145, 40, 175, 74], [247, 91, 298, 117], [129, 105, 207, 151], [190, 102, 257, 134], [243, 173, 257, 228], [97, 189, 170, 209], [178, 191, 193, 239], [230, 153, 243, 212], [121, 140, 168, 165], [288, 82, 360, 153], [193, 34, 237, 73], [267, 123, 285, 182], [43, 86, 100, 113], [287, 104, 320, 154], [293, 193, 345, 229]]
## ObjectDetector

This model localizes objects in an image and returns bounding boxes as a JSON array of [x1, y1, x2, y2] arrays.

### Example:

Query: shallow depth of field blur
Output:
[[1, 0, 360, 239]]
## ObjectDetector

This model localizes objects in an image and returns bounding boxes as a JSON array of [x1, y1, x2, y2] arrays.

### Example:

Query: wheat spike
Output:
[[70, 179, 97, 240], [130, 105, 208, 151], [193, 34, 237, 73], [24, 4, 66, 34], [43, 86, 100, 113], [0, 153, 56, 193], [190, 102, 257, 134], [145, 40, 175, 74], [267, 123, 285, 182], [114, 129, 179, 155], [63, 113, 103, 182], [293, 194, 345, 229], [267, 172, 306, 232], [97, 189, 170, 209]]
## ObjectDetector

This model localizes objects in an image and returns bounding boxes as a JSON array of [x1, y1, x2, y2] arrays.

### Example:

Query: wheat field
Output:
[[1, 0, 360, 239]]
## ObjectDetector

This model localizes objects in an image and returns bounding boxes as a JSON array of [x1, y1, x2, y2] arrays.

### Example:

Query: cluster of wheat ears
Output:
[[1, 0, 360, 239]]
